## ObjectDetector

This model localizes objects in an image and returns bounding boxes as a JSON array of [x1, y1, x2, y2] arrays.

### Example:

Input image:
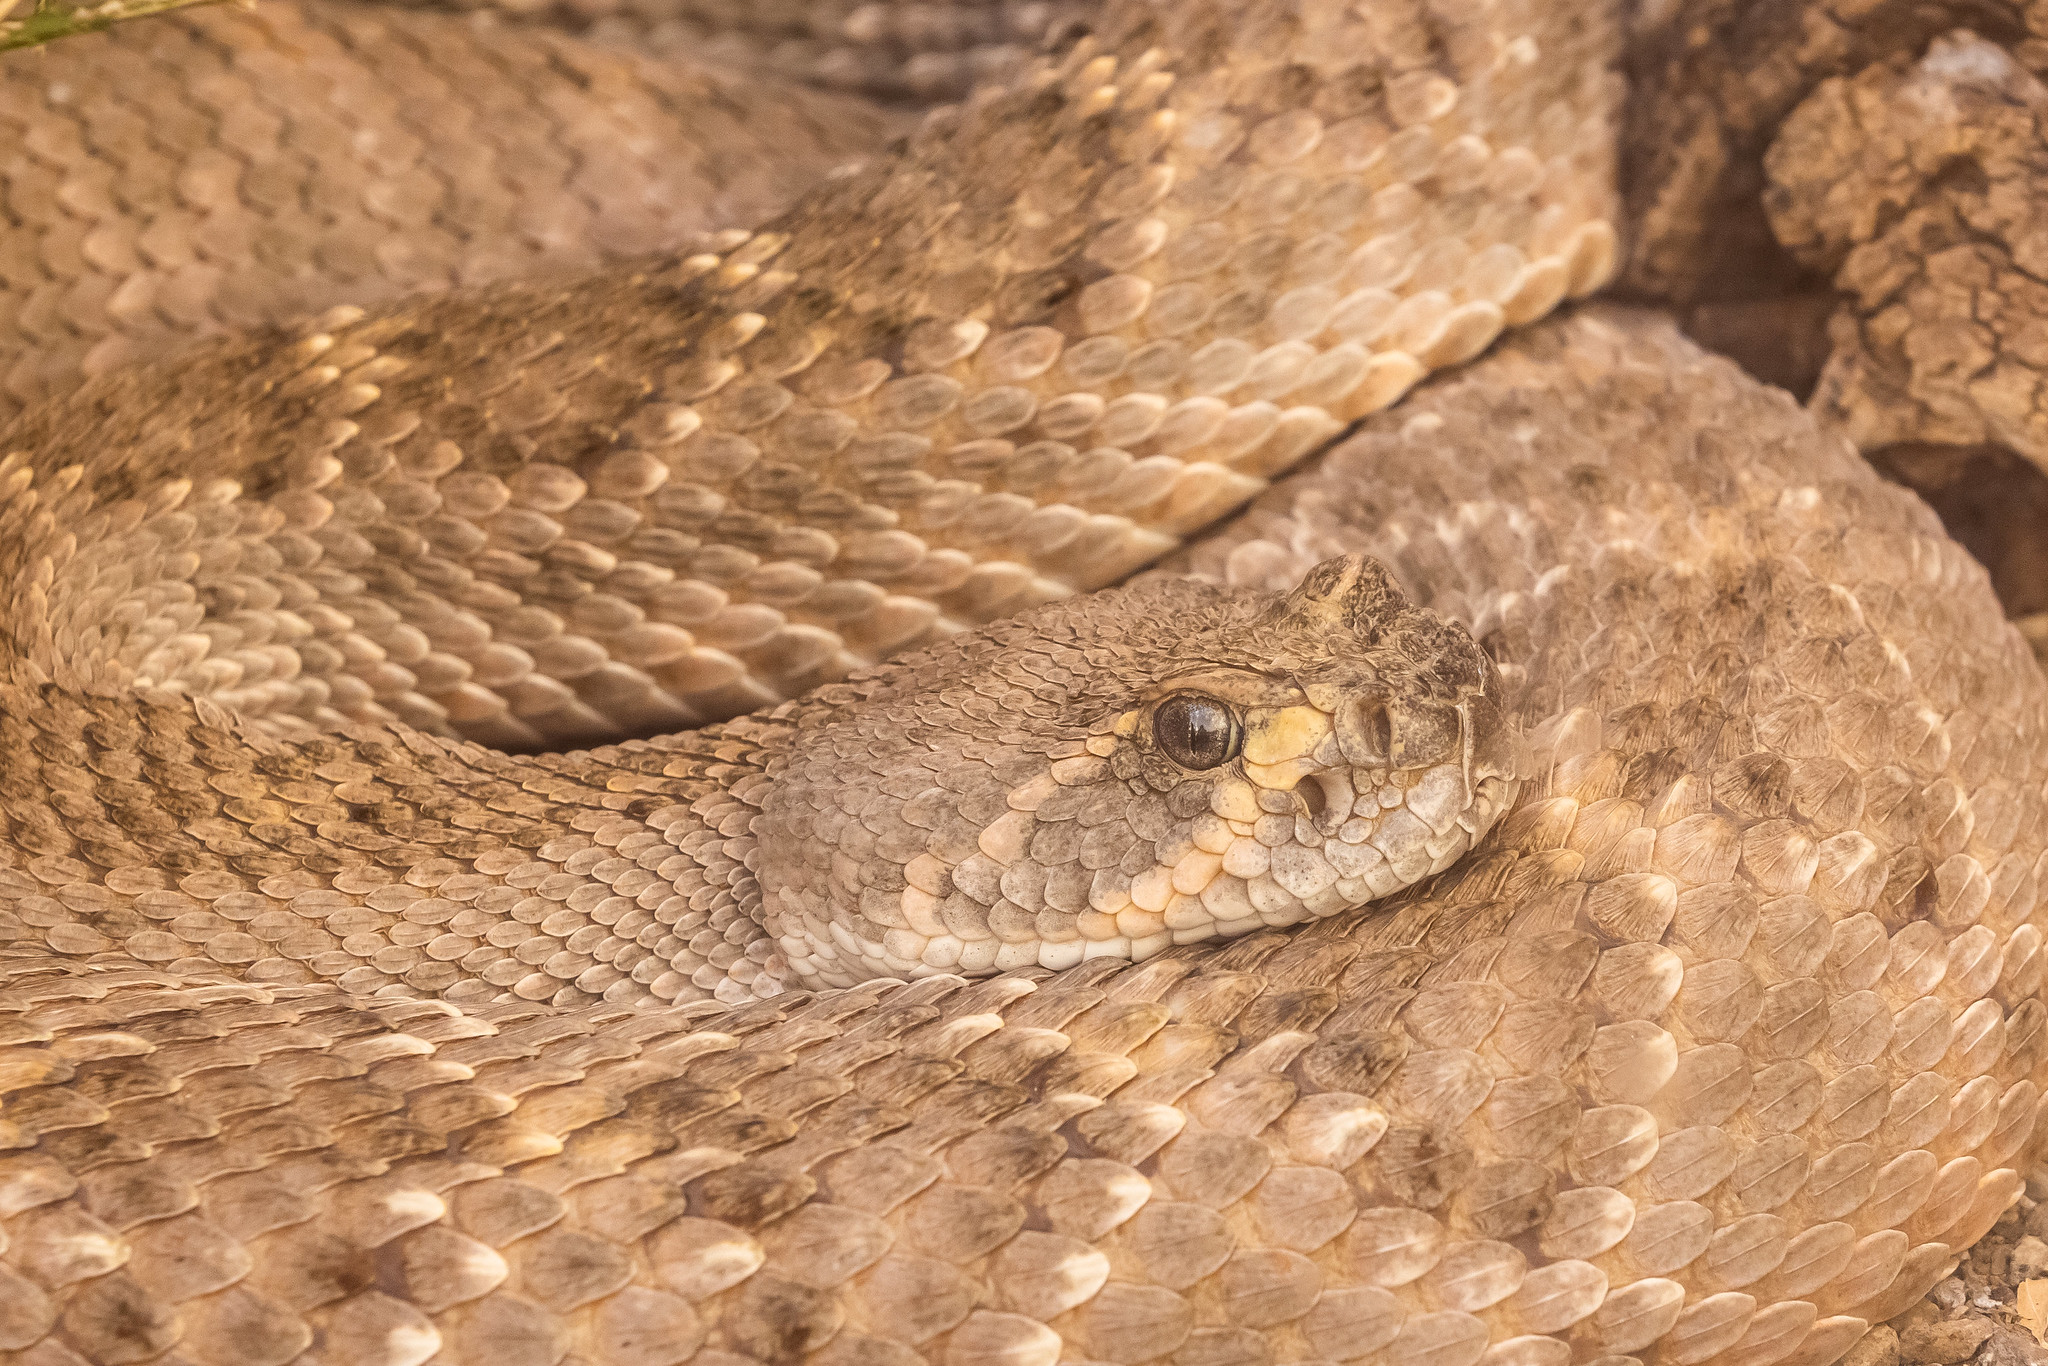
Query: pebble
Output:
[[1981, 1323, 2048, 1366], [1847, 1326, 1901, 1366], [2016, 1237, 2048, 1283], [1900, 1317, 1996, 1366]]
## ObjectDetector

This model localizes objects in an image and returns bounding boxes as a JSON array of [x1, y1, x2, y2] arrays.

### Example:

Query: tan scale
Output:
[[0, 0, 2039, 1363], [0, 0, 1622, 762], [3, 304, 2046, 1365], [392, 0, 1081, 102], [0, 0, 906, 427]]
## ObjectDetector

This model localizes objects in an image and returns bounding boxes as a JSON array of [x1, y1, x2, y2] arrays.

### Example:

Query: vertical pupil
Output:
[[1155, 693, 1237, 769]]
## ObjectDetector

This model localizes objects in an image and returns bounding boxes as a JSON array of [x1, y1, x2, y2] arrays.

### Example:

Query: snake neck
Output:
[[0, 675, 794, 1008]]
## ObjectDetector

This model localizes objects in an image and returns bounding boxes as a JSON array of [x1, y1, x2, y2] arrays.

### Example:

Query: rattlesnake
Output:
[[0, 3, 2042, 1366]]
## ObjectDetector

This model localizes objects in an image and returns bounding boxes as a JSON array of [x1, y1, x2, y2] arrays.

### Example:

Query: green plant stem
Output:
[[0, 0, 240, 50]]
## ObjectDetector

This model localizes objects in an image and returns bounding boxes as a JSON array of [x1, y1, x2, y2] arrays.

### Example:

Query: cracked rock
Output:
[[1766, 32, 2048, 468]]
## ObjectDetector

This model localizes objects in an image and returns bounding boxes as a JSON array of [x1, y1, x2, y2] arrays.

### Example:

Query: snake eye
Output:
[[1152, 692, 1244, 770]]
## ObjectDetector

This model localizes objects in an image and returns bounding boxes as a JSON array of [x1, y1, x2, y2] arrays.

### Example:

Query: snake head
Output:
[[755, 554, 1521, 989]]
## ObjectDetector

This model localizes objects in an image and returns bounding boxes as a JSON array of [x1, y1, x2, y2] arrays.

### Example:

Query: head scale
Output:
[[754, 554, 1522, 988]]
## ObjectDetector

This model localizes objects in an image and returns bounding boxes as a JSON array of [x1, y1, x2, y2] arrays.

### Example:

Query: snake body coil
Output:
[[0, 2, 2042, 1365]]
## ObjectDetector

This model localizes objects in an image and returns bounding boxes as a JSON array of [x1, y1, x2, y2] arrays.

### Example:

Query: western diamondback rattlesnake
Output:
[[0, 3, 2043, 1366]]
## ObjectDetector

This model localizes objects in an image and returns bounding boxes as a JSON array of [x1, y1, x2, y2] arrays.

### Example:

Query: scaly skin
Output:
[[0, 0, 902, 426], [386, 0, 1081, 102], [0, 2, 2043, 1365], [4, 307, 2044, 1366], [0, 0, 1619, 754], [0, 0, 1617, 995]]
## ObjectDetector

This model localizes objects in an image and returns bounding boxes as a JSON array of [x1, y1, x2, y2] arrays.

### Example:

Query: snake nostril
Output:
[[1297, 776, 1327, 824], [1337, 694, 1394, 766], [1299, 767, 1354, 834]]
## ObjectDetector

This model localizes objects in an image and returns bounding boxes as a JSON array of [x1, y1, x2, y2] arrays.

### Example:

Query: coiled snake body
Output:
[[0, 2, 2043, 1365]]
